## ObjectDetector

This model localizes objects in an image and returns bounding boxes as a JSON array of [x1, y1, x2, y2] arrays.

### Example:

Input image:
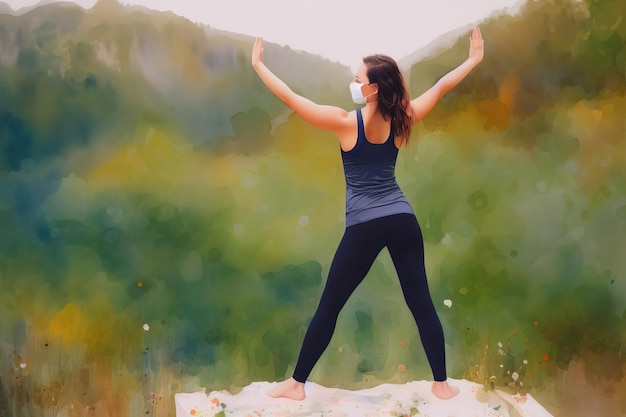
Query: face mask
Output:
[[349, 82, 366, 104], [349, 82, 376, 104]]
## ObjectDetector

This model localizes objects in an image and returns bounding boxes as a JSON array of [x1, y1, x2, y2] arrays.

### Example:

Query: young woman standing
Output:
[[251, 27, 484, 401]]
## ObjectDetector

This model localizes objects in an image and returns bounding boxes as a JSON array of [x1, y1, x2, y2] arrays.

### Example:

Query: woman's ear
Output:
[[363, 83, 378, 96]]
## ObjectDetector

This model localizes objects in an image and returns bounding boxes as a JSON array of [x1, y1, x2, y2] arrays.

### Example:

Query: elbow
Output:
[[273, 94, 290, 109], [278, 93, 297, 109], [424, 84, 444, 105], [278, 94, 290, 105], [432, 82, 449, 99]]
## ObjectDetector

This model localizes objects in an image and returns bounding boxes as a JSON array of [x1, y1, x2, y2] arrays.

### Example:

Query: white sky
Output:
[[5, 0, 525, 69]]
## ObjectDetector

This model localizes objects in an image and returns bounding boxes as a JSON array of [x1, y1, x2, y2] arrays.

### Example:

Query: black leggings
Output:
[[292, 213, 447, 383]]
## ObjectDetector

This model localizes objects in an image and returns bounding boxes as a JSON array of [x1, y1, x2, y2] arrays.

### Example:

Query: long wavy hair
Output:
[[363, 55, 414, 145]]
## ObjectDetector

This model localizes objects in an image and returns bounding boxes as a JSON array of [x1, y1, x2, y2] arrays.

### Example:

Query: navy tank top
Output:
[[341, 108, 414, 227]]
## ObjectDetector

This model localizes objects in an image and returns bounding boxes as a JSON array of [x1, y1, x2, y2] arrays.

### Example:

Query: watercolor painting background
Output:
[[0, 0, 625, 416]]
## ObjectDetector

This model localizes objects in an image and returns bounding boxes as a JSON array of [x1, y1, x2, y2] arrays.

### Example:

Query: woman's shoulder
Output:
[[337, 110, 360, 152]]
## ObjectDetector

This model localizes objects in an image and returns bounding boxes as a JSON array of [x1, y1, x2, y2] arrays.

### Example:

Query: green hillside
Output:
[[0, 0, 352, 170]]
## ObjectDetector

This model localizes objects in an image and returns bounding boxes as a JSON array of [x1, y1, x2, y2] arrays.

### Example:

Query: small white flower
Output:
[[443, 299, 453, 308], [523, 359, 529, 365], [143, 324, 150, 331], [19, 363, 26, 369], [512, 372, 520, 381]]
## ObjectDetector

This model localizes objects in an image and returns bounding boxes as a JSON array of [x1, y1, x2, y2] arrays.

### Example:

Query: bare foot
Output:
[[267, 378, 306, 400], [431, 380, 460, 400]]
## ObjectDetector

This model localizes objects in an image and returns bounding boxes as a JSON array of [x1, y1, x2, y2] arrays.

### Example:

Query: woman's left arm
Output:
[[410, 26, 485, 122]]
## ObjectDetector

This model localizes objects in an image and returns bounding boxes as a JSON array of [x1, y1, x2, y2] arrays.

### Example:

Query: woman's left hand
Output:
[[468, 26, 484, 65]]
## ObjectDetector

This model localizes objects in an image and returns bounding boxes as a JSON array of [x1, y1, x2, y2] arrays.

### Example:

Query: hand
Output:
[[252, 37, 264, 68], [468, 26, 484, 65]]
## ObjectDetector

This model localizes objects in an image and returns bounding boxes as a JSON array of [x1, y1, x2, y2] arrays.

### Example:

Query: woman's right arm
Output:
[[252, 37, 351, 135]]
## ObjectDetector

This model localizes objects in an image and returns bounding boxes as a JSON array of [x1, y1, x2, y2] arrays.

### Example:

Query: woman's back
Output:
[[341, 108, 414, 227], [338, 107, 403, 151]]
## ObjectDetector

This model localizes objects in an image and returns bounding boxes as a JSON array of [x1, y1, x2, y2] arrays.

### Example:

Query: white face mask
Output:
[[349, 82, 366, 104], [349, 82, 377, 104]]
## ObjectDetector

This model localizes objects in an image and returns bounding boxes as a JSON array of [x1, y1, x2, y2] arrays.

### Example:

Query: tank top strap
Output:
[[386, 124, 397, 149], [356, 108, 365, 143]]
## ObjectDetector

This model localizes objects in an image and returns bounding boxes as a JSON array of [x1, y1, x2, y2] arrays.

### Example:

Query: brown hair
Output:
[[363, 55, 414, 145]]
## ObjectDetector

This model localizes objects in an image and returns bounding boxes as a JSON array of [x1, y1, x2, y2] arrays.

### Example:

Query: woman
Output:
[[251, 27, 484, 401]]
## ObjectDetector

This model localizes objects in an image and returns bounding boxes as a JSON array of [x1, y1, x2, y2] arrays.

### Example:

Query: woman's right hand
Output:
[[252, 37, 264, 68]]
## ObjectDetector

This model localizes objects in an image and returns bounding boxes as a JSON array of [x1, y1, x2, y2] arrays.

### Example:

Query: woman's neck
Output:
[[362, 102, 382, 118]]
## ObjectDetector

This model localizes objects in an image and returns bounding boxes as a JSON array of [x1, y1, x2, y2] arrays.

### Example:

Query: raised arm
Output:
[[410, 26, 484, 122], [251, 37, 351, 135]]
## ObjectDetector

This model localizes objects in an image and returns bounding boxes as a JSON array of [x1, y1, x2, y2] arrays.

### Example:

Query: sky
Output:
[[4, 0, 525, 69]]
